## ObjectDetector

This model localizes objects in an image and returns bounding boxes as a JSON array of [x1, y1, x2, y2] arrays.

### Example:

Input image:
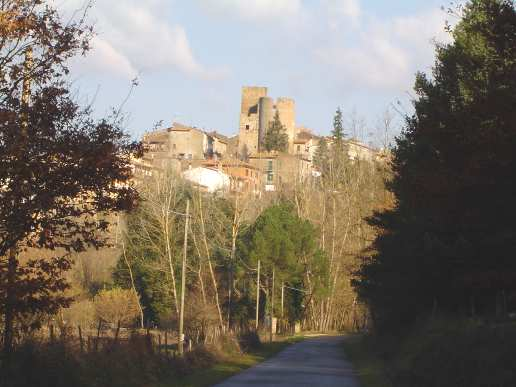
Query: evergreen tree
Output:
[[331, 108, 345, 149], [354, 0, 516, 332], [263, 111, 289, 152], [113, 208, 173, 325], [238, 203, 327, 322], [328, 108, 351, 174]]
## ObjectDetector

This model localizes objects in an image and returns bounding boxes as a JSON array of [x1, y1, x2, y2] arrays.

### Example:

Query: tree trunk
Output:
[[164, 211, 179, 317], [2, 247, 17, 367], [191, 232, 207, 306], [121, 236, 144, 328], [198, 194, 224, 330]]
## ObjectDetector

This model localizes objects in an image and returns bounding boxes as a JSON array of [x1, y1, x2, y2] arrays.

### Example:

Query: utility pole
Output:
[[281, 282, 285, 320], [270, 267, 275, 343], [178, 200, 190, 355], [255, 260, 260, 331], [227, 196, 238, 331]]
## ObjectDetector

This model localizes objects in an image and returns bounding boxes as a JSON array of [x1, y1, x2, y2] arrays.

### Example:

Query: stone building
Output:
[[238, 86, 297, 155], [293, 129, 319, 161], [248, 152, 313, 192], [134, 86, 385, 194], [133, 122, 228, 181], [142, 122, 228, 162], [203, 159, 261, 194]]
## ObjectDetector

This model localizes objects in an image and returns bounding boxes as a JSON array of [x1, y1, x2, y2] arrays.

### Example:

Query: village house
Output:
[[134, 86, 385, 193], [248, 152, 313, 192], [203, 159, 261, 194]]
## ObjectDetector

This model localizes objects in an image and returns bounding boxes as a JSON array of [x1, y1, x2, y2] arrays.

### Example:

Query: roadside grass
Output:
[[166, 335, 305, 387], [344, 320, 516, 387], [342, 334, 393, 387]]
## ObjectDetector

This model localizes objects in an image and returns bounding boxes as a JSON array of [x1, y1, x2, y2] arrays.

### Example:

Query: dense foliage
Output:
[[237, 203, 327, 323], [0, 0, 139, 362], [354, 0, 516, 332]]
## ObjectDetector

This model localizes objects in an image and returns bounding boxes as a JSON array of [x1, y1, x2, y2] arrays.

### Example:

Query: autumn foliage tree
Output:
[[94, 288, 140, 326], [0, 0, 138, 360]]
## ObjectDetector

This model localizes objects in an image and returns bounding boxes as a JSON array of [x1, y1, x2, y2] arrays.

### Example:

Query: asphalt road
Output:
[[214, 335, 360, 387]]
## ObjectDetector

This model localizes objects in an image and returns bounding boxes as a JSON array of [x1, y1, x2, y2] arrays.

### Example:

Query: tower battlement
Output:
[[238, 87, 296, 155]]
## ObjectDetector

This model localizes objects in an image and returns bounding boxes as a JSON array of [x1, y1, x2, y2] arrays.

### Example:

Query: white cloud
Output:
[[325, 0, 361, 22], [392, 9, 452, 54], [59, 0, 227, 80], [71, 36, 138, 79], [315, 7, 450, 91], [316, 38, 410, 89], [198, 0, 302, 21]]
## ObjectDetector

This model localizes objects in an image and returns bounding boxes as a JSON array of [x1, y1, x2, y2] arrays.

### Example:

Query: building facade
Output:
[[134, 86, 385, 194], [238, 86, 297, 155]]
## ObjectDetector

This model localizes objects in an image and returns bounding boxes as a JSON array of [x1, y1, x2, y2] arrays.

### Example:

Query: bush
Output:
[[61, 299, 96, 328], [93, 288, 140, 326], [380, 319, 516, 387], [3, 338, 176, 387], [238, 330, 261, 351]]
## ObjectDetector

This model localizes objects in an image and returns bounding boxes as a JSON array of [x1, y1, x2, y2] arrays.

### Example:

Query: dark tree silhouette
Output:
[[354, 0, 516, 332], [0, 0, 139, 360]]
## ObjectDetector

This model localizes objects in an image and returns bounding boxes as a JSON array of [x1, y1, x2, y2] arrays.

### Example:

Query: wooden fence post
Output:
[[78, 325, 84, 353], [95, 320, 102, 352], [113, 320, 121, 349], [146, 328, 152, 352]]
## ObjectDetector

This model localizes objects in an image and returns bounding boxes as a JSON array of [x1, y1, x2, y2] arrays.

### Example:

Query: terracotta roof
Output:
[[296, 131, 314, 140], [209, 131, 229, 143], [203, 159, 259, 170]]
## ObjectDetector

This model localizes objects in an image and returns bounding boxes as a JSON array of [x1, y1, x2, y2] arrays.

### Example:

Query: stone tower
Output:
[[238, 86, 296, 155], [239, 86, 267, 155], [276, 97, 296, 153]]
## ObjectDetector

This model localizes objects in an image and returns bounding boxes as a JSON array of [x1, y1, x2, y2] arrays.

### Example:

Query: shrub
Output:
[[93, 288, 139, 326], [238, 330, 261, 351], [385, 319, 516, 387], [61, 299, 95, 329]]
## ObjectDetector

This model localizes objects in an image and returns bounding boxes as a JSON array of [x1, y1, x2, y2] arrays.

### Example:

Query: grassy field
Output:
[[342, 334, 393, 387], [166, 336, 305, 387]]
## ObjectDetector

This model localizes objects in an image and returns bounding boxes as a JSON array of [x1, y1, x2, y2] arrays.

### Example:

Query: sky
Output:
[[59, 0, 455, 142]]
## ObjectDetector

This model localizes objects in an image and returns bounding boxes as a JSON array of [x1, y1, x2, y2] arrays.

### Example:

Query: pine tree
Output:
[[331, 108, 345, 149], [263, 111, 289, 152], [354, 0, 516, 333], [330, 108, 350, 172]]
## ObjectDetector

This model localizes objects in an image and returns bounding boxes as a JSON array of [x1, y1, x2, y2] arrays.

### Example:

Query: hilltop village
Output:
[[133, 86, 384, 194]]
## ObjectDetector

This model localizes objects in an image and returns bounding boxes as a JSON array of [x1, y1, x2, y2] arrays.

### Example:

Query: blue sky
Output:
[[61, 0, 454, 143]]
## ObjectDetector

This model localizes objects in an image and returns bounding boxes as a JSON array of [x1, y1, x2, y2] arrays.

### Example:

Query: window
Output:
[[245, 124, 250, 130], [267, 172, 273, 183], [297, 145, 301, 152], [267, 160, 273, 171], [173, 144, 177, 150]]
